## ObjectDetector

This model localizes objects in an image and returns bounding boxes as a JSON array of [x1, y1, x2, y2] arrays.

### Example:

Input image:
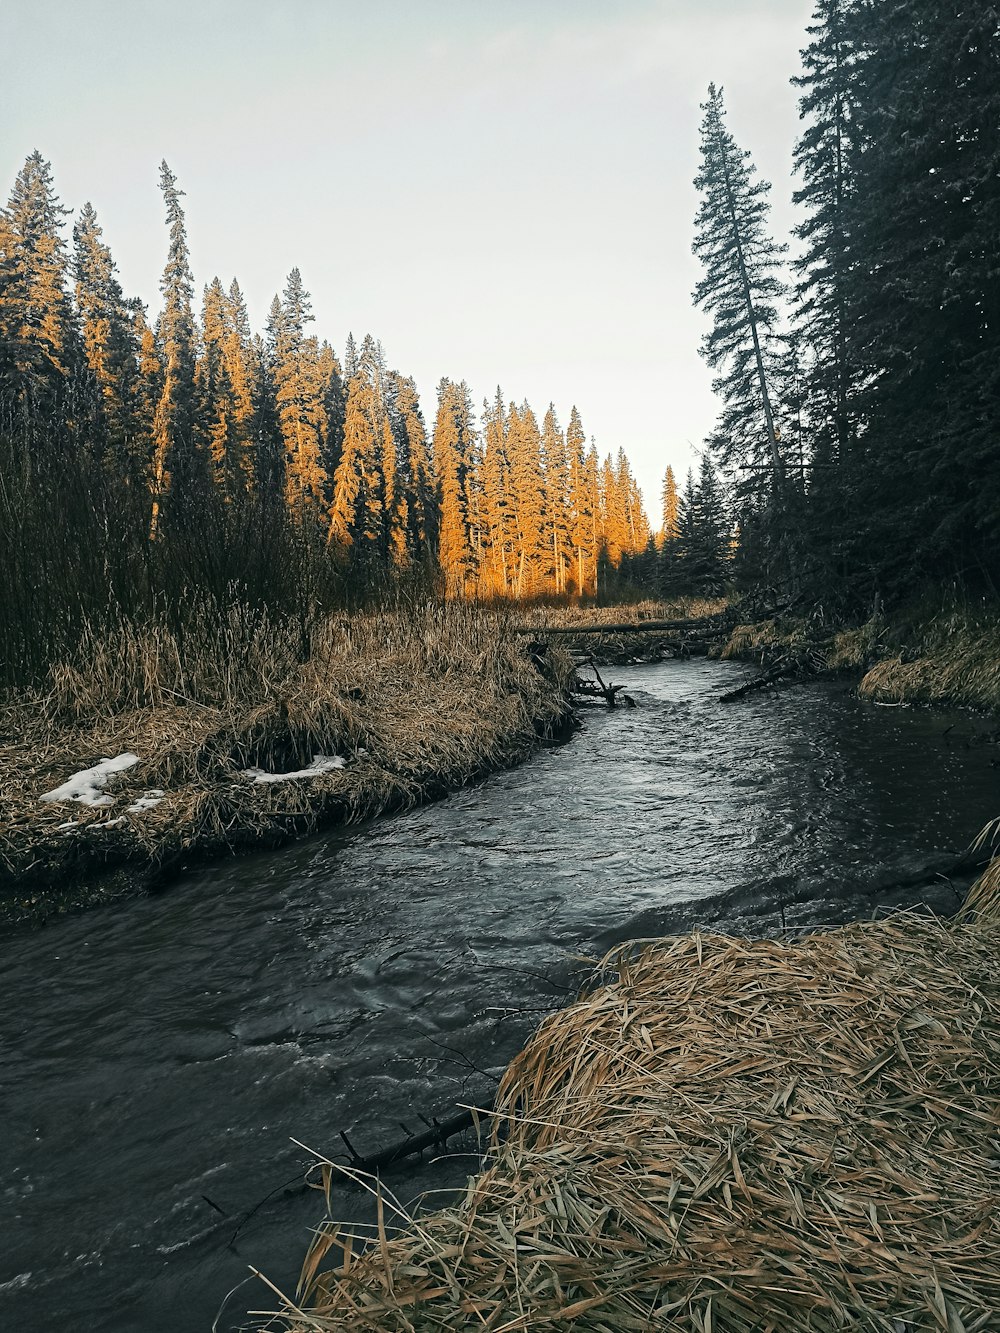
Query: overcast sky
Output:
[[4, 0, 815, 516]]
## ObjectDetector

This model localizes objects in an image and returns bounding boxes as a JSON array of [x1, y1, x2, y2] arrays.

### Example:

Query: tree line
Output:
[[687, 0, 1000, 613], [0, 155, 654, 688]]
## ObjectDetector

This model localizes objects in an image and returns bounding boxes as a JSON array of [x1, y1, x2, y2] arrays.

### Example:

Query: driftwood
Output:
[[339, 1107, 483, 1173], [570, 657, 633, 708]]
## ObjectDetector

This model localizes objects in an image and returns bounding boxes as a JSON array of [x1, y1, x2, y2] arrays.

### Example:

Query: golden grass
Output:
[[858, 622, 1000, 711], [277, 912, 1000, 1331], [0, 603, 572, 922]]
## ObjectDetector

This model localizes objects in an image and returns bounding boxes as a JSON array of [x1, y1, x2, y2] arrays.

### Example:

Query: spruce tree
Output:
[[843, 0, 1000, 594], [692, 85, 788, 572], [566, 406, 596, 595], [792, 0, 861, 469], [150, 160, 197, 536], [272, 268, 332, 519], [389, 371, 435, 564], [73, 202, 141, 475], [481, 389, 514, 594], [660, 464, 679, 545], [507, 400, 548, 596], [541, 404, 571, 594], [328, 335, 386, 560], [432, 378, 479, 595], [0, 151, 74, 423]]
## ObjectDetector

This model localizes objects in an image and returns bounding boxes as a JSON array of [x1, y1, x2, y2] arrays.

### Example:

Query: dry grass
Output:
[[517, 598, 730, 631], [959, 818, 1000, 926], [0, 603, 572, 922], [276, 911, 1000, 1332], [719, 601, 1000, 710], [858, 621, 1000, 711]]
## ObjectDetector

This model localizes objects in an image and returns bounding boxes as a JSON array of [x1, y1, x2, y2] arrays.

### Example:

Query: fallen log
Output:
[[514, 614, 729, 637], [720, 662, 797, 702], [339, 1107, 482, 1173]]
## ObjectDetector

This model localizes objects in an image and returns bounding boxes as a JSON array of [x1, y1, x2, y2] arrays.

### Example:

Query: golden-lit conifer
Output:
[[432, 378, 479, 595]]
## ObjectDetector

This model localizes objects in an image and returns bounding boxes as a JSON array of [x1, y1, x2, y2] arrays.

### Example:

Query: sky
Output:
[[4, 0, 815, 519]]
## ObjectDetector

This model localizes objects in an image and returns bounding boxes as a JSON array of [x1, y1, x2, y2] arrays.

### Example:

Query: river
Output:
[[2, 658, 998, 1331]]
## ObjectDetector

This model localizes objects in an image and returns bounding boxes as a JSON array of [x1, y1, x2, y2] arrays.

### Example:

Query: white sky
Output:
[[4, 0, 814, 518]]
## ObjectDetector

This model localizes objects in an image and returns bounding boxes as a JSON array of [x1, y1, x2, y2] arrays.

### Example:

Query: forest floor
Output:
[[0, 604, 576, 930]]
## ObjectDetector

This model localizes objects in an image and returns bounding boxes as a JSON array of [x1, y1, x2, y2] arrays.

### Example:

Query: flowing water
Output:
[[2, 659, 998, 1332]]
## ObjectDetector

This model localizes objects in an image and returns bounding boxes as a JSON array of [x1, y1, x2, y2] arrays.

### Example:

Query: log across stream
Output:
[[1, 658, 998, 1332]]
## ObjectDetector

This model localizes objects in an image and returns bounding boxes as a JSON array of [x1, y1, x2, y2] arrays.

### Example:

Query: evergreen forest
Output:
[[686, 0, 1000, 613], [3, 0, 999, 691], [0, 153, 661, 691]]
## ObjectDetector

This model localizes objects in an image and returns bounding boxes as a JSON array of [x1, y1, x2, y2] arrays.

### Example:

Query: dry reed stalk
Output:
[[278, 913, 1000, 1332]]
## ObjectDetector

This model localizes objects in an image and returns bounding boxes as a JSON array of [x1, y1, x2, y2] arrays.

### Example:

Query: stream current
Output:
[[2, 658, 999, 1331]]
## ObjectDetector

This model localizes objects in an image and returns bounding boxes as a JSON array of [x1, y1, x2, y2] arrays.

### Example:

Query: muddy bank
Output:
[[0, 606, 573, 930]]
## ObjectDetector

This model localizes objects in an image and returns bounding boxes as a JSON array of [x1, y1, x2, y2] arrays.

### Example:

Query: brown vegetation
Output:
[[277, 907, 1000, 1331], [719, 602, 1000, 714], [0, 604, 572, 927]]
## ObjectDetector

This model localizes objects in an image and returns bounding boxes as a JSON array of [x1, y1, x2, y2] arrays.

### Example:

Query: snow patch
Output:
[[126, 790, 165, 813], [90, 816, 126, 830], [40, 754, 140, 807], [243, 754, 347, 784]]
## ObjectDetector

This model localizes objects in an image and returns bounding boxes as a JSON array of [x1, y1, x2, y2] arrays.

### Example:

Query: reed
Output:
[[277, 911, 1000, 1331]]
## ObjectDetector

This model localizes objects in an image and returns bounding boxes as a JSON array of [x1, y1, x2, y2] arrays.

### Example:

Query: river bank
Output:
[[279, 861, 1000, 1332], [0, 604, 573, 930], [5, 656, 999, 1332], [718, 599, 1000, 714]]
